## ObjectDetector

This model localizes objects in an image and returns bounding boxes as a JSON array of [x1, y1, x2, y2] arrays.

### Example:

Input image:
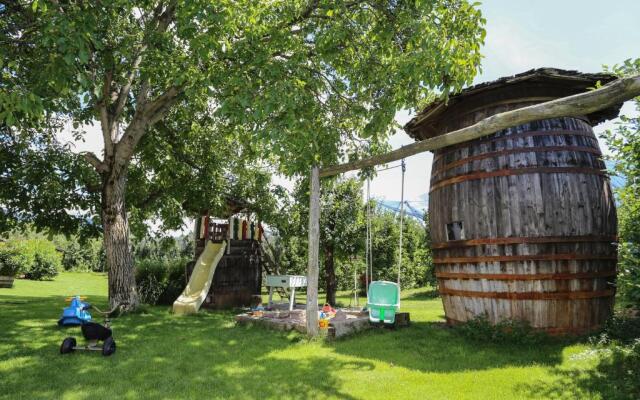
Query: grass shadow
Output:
[[517, 344, 640, 400], [0, 292, 372, 399], [330, 320, 567, 373]]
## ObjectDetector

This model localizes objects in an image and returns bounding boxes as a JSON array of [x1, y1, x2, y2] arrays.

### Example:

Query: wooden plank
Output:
[[0, 276, 14, 288], [435, 270, 617, 280], [431, 235, 618, 249], [433, 129, 597, 162], [318, 74, 640, 178], [430, 166, 608, 192], [394, 312, 411, 328], [306, 166, 321, 337], [434, 254, 617, 263], [440, 288, 615, 300], [436, 145, 601, 174]]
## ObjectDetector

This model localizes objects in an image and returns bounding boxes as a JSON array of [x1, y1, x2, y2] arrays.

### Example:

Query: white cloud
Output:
[[481, 18, 558, 80]]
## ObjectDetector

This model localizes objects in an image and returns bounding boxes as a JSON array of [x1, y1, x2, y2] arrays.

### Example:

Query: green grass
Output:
[[0, 273, 619, 399]]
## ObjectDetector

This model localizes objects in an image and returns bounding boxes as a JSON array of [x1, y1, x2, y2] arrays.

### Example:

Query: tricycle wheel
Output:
[[102, 336, 116, 356], [60, 337, 76, 354]]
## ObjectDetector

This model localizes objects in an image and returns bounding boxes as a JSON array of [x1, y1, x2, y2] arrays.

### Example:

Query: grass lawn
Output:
[[0, 272, 616, 399]]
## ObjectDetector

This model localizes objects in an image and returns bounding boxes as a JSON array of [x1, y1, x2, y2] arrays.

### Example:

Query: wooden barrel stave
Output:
[[430, 117, 617, 334]]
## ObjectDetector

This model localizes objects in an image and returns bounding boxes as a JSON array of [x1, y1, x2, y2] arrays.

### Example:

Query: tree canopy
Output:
[[0, 0, 486, 306], [2, 0, 485, 172]]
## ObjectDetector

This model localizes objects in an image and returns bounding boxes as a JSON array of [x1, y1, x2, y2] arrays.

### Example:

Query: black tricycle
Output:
[[59, 302, 127, 357]]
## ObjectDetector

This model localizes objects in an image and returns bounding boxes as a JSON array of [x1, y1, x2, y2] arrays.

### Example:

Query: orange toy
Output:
[[322, 304, 336, 314]]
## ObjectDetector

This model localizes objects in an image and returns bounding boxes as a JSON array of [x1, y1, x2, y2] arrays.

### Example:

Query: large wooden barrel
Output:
[[429, 116, 617, 334]]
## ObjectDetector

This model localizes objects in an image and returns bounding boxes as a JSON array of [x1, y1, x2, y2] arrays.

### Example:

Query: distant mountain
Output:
[[374, 199, 426, 222]]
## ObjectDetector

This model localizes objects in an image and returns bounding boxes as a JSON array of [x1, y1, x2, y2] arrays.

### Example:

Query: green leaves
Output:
[[0, 128, 101, 236], [1, 0, 486, 239], [601, 58, 640, 308]]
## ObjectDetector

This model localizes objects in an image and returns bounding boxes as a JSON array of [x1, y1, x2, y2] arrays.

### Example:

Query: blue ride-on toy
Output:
[[58, 296, 92, 326]]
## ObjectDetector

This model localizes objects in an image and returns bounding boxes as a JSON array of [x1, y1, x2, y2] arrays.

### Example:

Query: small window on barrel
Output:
[[446, 221, 464, 241]]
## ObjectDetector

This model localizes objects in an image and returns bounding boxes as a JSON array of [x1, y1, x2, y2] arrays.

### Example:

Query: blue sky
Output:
[[367, 0, 640, 207]]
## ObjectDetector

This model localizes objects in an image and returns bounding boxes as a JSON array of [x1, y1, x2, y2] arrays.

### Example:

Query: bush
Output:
[[3, 238, 61, 280], [455, 314, 548, 345], [0, 244, 23, 276], [137, 269, 166, 305], [26, 253, 59, 280], [159, 259, 189, 305], [598, 314, 640, 344], [59, 239, 105, 272], [586, 314, 640, 399], [617, 241, 640, 308], [595, 339, 640, 399], [135, 257, 188, 305], [23, 239, 61, 280]]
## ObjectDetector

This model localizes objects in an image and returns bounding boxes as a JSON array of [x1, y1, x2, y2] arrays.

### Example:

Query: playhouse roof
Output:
[[404, 68, 623, 141]]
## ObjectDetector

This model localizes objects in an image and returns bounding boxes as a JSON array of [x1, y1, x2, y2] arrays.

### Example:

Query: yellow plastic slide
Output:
[[172, 241, 226, 315]]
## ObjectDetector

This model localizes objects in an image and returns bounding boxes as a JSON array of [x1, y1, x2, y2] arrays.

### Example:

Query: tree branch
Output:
[[99, 70, 114, 157], [111, 85, 183, 174], [113, 53, 144, 121], [319, 74, 640, 177], [142, 85, 182, 122], [82, 152, 108, 174], [112, 0, 177, 110]]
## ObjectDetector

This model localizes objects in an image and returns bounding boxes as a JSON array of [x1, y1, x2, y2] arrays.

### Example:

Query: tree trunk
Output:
[[102, 170, 138, 309], [324, 243, 336, 306]]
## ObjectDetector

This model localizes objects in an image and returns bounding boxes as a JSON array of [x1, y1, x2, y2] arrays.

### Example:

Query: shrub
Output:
[[586, 314, 640, 399], [596, 339, 640, 399], [26, 253, 59, 280], [598, 314, 640, 344], [616, 241, 640, 308], [60, 239, 104, 272], [455, 314, 548, 345], [135, 257, 188, 305], [159, 259, 189, 305], [137, 270, 166, 305], [0, 244, 23, 276], [10, 238, 61, 280], [27, 239, 61, 280]]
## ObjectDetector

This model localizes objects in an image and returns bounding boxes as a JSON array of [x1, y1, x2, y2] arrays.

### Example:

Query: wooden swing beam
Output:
[[305, 74, 640, 337]]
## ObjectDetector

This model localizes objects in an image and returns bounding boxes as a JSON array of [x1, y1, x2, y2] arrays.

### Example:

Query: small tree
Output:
[[319, 179, 365, 305]]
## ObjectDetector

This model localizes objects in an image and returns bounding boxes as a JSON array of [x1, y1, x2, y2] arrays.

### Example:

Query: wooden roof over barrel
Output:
[[404, 68, 623, 141]]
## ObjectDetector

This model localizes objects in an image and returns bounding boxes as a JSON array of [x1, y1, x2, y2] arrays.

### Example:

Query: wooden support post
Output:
[[306, 166, 321, 337]]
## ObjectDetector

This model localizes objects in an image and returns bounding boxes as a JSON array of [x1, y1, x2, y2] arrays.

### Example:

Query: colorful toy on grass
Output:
[[60, 302, 127, 357], [321, 303, 336, 315], [58, 296, 92, 326], [318, 312, 330, 329]]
